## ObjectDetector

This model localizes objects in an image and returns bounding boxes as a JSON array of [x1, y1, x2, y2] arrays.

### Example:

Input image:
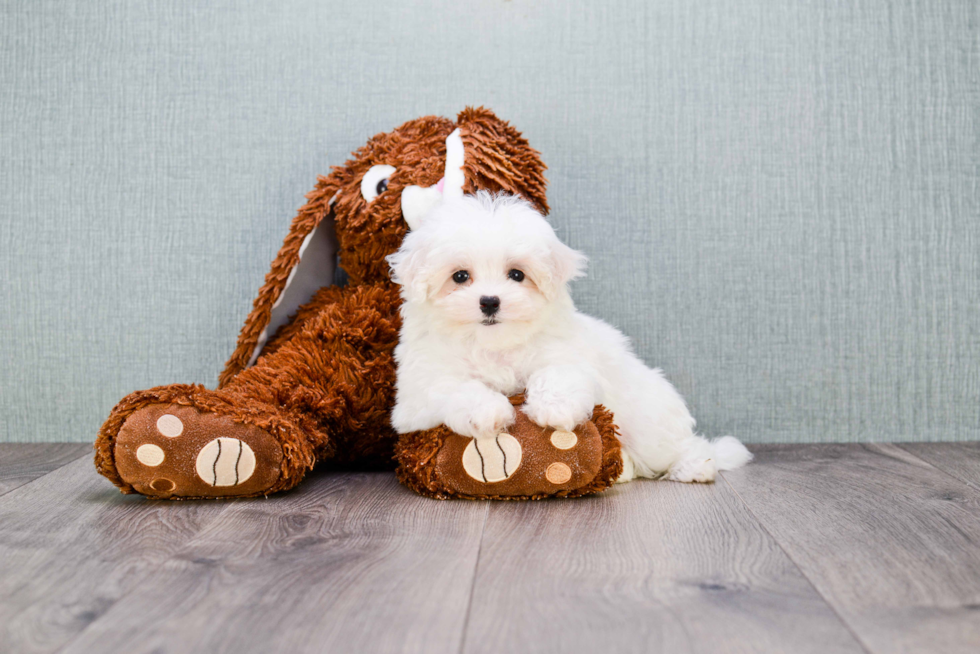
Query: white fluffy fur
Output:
[[387, 193, 751, 483]]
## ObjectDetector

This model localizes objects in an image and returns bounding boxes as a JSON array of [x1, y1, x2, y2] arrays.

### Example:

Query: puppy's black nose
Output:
[[479, 295, 500, 316]]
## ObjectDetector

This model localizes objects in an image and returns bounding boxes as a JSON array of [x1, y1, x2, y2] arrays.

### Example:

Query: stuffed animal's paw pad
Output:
[[549, 430, 578, 450], [156, 414, 184, 437], [135, 443, 165, 466], [545, 462, 573, 484], [462, 433, 522, 483], [195, 437, 257, 487]]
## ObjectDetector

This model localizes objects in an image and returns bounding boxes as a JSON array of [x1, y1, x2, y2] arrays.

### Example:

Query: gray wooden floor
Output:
[[1, 443, 979, 654]]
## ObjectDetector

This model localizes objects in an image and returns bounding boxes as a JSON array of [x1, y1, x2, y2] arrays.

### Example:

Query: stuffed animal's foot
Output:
[[106, 400, 287, 499], [395, 398, 624, 500]]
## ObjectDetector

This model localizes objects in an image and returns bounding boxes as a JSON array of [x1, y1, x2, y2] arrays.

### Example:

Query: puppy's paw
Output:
[[522, 394, 592, 432], [666, 457, 717, 483], [524, 365, 597, 431], [467, 395, 517, 438], [614, 450, 636, 484], [448, 393, 516, 440]]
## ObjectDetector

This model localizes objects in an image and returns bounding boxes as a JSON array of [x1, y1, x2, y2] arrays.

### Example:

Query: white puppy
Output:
[[387, 192, 751, 482]]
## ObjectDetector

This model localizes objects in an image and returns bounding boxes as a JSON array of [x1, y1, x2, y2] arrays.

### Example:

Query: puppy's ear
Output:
[[534, 239, 588, 300], [552, 240, 589, 291], [386, 231, 432, 303]]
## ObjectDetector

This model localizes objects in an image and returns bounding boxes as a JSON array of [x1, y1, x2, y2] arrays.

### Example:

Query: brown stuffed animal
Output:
[[94, 108, 622, 500]]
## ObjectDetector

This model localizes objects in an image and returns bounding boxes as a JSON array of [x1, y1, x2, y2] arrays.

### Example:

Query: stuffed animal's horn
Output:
[[400, 128, 466, 230]]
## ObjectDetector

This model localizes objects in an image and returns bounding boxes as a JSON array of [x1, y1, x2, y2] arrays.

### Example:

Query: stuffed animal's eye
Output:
[[360, 164, 396, 203], [452, 270, 470, 284], [508, 269, 525, 282]]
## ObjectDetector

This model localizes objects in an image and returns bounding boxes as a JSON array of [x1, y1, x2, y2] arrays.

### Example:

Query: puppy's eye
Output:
[[452, 270, 470, 284], [508, 269, 525, 282], [360, 164, 396, 203]]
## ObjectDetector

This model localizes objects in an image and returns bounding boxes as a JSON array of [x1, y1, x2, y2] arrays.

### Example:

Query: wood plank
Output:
[[897, 442, 980, 492], [62, 472, 488, 654], [462, 478, 865, 654], [0, 444, 91, 497], [0, 457, 229, 654], [722, 444, 980, 654]]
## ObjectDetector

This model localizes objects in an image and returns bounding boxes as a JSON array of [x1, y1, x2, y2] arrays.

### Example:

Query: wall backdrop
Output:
[[2, 0, 978, 443]]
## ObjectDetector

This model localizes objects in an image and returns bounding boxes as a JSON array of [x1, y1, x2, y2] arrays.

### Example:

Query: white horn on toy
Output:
[[442, 128, 465, 199], [400, 128, 465, 230]]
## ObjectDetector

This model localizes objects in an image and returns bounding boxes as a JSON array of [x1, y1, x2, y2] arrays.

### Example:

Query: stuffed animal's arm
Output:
[[523, 364, 601, 432]]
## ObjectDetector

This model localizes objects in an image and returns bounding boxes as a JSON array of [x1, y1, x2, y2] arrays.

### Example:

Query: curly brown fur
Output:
[[575, 405, 624, 497], [224, 282, 403, 468], [458, 107, 549, 215]]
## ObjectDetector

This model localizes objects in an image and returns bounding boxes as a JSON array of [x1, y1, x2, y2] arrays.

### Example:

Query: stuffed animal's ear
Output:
[[457, 106, 549, 215], [219, 175, 340, 387], [386, 229, 432, 304]]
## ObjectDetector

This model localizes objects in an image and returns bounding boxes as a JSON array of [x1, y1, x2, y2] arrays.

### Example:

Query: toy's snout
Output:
[[401, 128, 465, 230], [400, 182, 443, 230]]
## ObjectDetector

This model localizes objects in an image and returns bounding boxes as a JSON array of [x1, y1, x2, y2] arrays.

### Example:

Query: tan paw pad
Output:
[[156, 414, 184, 437], [462, 433, 523, 483], [550, 430, 578, 450], [546, 462, 573, 484], [195, 437, 256, 487], [135, 443, 165, 466]]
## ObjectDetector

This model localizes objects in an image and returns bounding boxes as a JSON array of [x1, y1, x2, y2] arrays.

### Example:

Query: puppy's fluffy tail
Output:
[[710, 436, 753, 471]]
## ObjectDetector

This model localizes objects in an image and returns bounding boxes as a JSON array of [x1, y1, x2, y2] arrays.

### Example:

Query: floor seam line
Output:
[[457, 502, 490, 654], [0, 447, 93, 501], [892, 443, 980, 494], [719, 470, 877, 654]]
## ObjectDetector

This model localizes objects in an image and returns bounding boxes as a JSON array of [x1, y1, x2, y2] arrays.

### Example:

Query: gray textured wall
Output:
[[2, 0, 978, 443]]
